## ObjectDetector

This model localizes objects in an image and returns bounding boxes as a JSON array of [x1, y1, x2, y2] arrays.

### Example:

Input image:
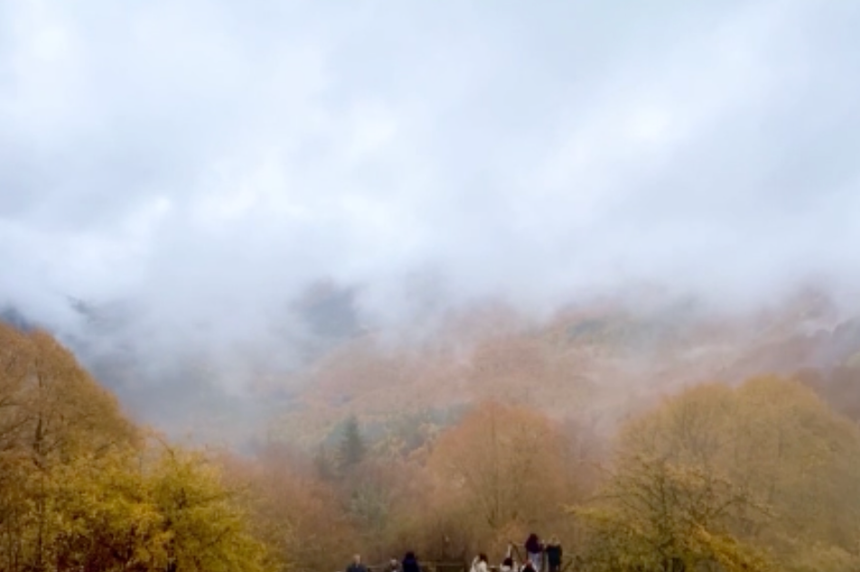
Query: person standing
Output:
[[471, 553, 490, 572], [403, 551, 421, 572], [500, 543, 516, 572], [347, 554, 368, 572], [524, 533, 543, 572], [545, 536, 563, 572]]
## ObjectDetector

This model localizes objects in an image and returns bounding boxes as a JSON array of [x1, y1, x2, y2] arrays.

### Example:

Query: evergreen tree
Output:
[[338, 415, 366, 472], [313, 444, 336, 481]]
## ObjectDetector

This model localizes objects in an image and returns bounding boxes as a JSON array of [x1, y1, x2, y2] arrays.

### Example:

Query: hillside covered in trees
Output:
[[3, 289, 860, 572], [264, 288, 860, 450]]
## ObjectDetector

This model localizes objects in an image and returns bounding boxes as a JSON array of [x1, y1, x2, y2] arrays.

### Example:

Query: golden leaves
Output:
[[0, 325, 272, 572], [577, 375, 860, 572]]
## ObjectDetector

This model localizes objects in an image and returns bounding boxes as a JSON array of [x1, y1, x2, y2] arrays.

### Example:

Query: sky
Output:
[[2, 0, 860, 379]]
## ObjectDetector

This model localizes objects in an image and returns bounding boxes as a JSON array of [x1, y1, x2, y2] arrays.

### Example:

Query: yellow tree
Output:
[[0, 324, 272, 572], [47, 446, 167, 571], [574, 452, 773, 571], [147, 440, 269, 572], [575, 376, 860, 572], [728, 377, 860, 566], [0, 325, 138, 571], [0, 323, 36, 569], [0, 322, 34, 450]]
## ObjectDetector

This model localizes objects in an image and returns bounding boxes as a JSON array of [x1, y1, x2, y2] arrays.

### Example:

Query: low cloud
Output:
[[2, 0, 860, 398]]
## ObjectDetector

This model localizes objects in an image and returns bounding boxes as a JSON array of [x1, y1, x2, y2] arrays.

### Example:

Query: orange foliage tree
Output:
[[428, 401, 581, 556]]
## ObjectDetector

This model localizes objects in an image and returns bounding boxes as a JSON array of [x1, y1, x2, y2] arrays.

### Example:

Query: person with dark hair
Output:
[[524, 533, 543, 571], [347, 554, 368, 572], [471, 553, 489, 572], [500, 543, 516, 572], [403, 551, 421, 572], [545, 536, 562, 572]]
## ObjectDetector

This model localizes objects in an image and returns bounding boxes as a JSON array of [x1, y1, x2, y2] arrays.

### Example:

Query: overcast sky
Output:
[[2, 0, 860, 353]]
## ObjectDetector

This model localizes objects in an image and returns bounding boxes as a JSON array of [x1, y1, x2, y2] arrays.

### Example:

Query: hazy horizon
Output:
[[3, 1, 860, 405]]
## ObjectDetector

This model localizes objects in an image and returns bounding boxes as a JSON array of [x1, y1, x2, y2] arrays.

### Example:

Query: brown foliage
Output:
[[224, 445, 360, 572], [428, 401, 582, 555]]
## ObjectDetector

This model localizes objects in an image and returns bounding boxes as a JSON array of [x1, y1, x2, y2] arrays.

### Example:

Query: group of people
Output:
[[346, 552, 421, 572], [345, 533, 564, 572], [472, 534, 564, 572]]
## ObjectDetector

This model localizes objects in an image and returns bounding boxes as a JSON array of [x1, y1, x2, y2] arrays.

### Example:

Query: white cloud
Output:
[[1, 0, 859, 389]]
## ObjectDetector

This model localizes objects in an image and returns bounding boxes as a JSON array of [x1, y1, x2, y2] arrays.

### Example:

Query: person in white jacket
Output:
[[500, 543, 516, 572], [470, 553, 490, 572]]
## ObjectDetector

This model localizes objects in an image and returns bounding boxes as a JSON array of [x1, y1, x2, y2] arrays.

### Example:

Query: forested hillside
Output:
[[4, 0, 860, 569], [0, 322, 270, 572], [266, 289, 859, 451], [3, 292, 860, 572]]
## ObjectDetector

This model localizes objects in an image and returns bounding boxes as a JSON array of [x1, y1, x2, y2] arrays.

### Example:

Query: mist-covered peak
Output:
[[0, 305, 36, 332]]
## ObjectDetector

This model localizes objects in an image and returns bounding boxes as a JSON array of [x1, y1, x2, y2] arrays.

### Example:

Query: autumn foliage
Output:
[[576, 377, 860, 571], [427, 402, 582, 552], [0, 323, 266, 572], [4, 311, 860, 572]]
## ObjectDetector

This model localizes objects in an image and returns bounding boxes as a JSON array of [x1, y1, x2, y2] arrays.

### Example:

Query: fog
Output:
[[2, 0, 860, 410]]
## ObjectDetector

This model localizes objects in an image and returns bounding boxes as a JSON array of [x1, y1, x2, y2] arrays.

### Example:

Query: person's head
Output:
[[353, 555, 362, 564], [404, 552, 416, 561], [479, 553, 488, 563], [527, 533, 538, 543], [550, 535, 559, 545], [391, 559, 398, 566]]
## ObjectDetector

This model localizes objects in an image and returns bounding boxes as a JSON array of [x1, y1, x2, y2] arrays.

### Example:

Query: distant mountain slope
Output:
[[0, 306, 36, 331], [5, 285, 857, 449], [266, 290, 860, 448]]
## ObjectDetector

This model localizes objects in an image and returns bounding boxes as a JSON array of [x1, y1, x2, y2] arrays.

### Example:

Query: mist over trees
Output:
[[0, 322, 268, 571], [339, 415, 367, 472], [5, 0, 860, 568], [3, 295, 860, 572]]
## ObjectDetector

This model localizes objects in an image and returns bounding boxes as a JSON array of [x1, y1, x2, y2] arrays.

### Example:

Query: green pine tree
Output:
[[338, 415, 366, 472], [313, 444, 336, 481]]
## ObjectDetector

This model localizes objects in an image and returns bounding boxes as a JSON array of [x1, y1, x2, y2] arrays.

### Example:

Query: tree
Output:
[[147, 440, 268, 572], [313, 444, 337, 481], [575, 376, 860, 572], [428, 401, 577, 552], [0, 324, 138, 572], [0, 324, 273, 572], [575, 453, 773, 571], [338, 416, 365, 473], [47, 446, 167, 571], [224, 444, 359, 572]]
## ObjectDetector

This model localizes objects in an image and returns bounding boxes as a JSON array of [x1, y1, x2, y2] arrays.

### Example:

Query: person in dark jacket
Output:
[[346, 554, 367, 572], [347, 554, 368, 572], [524, 533, 543, 571], [545, 536, 562, 572], [402, 551, 421, 572]]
